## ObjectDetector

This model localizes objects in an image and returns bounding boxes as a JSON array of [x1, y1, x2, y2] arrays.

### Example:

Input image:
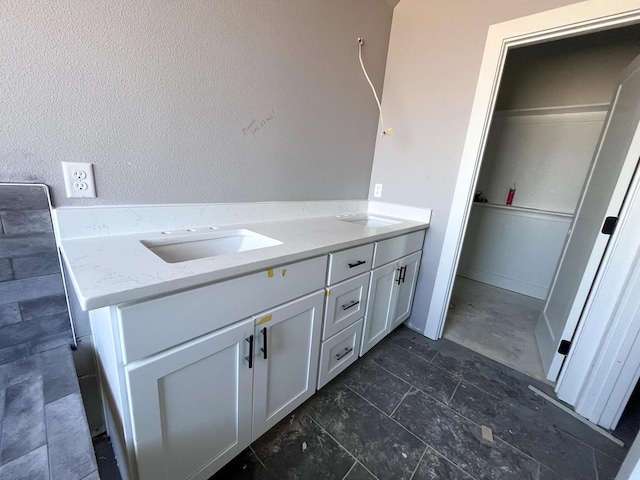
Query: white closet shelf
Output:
[[473, 202, 574, 218], [494, 103, 610, 117]]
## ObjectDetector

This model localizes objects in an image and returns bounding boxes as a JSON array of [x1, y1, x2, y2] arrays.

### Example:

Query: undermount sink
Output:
[[337, 215, 402, 228], [141, 229, 282, 263]]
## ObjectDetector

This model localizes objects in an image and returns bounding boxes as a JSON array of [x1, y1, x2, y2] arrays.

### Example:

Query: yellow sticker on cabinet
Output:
[[256, 314, 272, 326], [281, 269, 287, 277], [325, 289, 331, 297], [267, 269, 274, 278]]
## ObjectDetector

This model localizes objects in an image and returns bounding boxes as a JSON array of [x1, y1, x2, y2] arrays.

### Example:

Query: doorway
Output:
[[420, 2, 640, 476], [443, 26, 640, 384]]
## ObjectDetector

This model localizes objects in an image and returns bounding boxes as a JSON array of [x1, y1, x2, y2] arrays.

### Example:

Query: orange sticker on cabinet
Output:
[[256, 314, 272, 326]]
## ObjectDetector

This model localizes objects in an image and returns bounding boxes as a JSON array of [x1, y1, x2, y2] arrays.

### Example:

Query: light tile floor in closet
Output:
[[210, 326, 635, 480], [444, 276, 548, 383]]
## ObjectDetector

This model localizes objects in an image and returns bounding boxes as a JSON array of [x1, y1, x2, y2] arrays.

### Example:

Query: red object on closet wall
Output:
[[506, 184, 516, 205]]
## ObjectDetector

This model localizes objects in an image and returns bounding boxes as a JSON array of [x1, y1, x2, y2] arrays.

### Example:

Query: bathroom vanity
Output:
[[57, 204, 429, 480]]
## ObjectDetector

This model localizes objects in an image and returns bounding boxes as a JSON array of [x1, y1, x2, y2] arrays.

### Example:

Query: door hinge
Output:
[[601, 216, 618, 235], [558, 340, 572, 356]]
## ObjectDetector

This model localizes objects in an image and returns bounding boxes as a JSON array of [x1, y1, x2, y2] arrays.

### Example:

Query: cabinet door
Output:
[[390, 251, 422, 330], [361, 262, 401, 355], [125, 319, 254, 480], [252, 291, 323, 440]]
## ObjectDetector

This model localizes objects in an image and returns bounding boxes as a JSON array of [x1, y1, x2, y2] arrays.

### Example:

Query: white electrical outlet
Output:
[[374, 183, 383, 198], [62, 162, 97, 198]]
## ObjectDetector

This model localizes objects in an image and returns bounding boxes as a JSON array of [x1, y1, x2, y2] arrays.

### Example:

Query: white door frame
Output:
[[425, 0, 640, 341], [423, 0, 640, 425]]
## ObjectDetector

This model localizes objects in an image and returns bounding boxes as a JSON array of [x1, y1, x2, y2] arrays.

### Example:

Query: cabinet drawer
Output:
[[117, 255, 328, 363], [373, 230, 425, 268], [327, 243, 374, 285], [317, 319, 363, 389], [323, 273, 369, 340]]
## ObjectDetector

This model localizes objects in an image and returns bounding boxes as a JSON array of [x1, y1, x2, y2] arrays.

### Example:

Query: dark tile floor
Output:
[[211, 326, 638, 480], [94, 435, 121, 480], [94, 325, 638, 479]]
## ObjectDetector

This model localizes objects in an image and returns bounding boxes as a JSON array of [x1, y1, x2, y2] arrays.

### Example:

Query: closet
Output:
[[458, 106, 606, 301], [444, 25, 640, 382]]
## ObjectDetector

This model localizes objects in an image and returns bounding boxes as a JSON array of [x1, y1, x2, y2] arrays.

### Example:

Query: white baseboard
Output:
[[459, 269, 548, 300]]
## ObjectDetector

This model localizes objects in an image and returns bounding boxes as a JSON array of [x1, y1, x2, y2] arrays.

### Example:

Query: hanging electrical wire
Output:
[[358, 37, 388, 133]]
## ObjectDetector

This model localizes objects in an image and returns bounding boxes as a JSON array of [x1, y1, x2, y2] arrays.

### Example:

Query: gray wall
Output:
[[477, 26, 640, 213], [367, 0, 589, 333], [0, 0, 393, 207], [496, 24, 640, 110]]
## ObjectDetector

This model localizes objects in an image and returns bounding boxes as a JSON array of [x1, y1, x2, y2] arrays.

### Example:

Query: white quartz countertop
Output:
[[60, 213, 429, 310]]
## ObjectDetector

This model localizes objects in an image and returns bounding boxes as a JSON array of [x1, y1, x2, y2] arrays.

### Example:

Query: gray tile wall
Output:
[[0, 184, 99, 480], [0, 185, 72, 362], [0, 184, 105, 436]]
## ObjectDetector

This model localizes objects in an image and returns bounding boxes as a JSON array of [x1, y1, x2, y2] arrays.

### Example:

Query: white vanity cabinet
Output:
[[317, 230, 426, 386], [124, 291, 324, 480], [91, 256, 327, 480], [87, 226, 427, 480], [361, 233, 424, 355]]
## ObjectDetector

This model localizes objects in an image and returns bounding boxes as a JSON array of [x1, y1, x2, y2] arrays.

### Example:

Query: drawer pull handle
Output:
[[245, 335, 254, 369], [336, 347, 353, 361], [348, 260, 366, 268], [342, 300, 360, 311], [260, 327, 268, 360]]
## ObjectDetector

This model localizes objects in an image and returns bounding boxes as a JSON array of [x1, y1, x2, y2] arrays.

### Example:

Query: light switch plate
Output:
[[62, 162, 97, 198], [373, 183, 383, 198]]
